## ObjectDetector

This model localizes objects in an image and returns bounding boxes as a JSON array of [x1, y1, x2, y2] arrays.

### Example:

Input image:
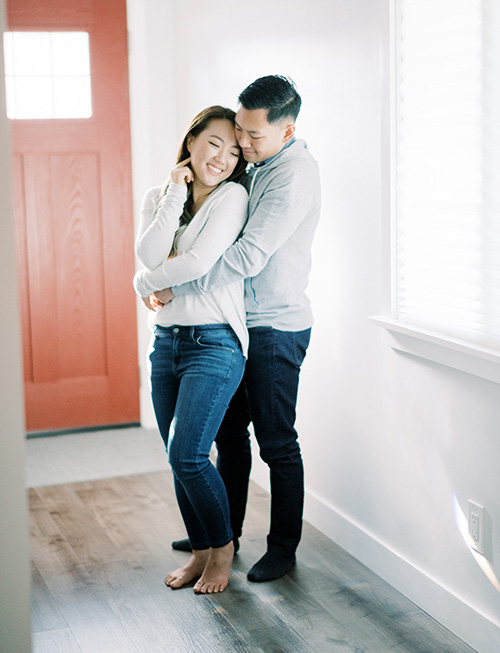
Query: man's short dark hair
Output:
[[238, 75, 302, 124]]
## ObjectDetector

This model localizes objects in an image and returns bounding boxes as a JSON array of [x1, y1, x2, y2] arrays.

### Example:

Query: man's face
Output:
[[234, 107, 294, 164]]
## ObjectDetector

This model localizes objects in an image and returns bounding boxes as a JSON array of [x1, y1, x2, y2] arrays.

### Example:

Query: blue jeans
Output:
[[216, 326, 311, 557], [149, 324, 245, 550]]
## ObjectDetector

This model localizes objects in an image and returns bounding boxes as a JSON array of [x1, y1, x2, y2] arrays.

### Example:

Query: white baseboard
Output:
[[304, 488, 500, 653]]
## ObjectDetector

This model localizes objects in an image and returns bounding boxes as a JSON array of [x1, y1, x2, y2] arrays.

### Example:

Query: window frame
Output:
[[370, 0, 500, 384]]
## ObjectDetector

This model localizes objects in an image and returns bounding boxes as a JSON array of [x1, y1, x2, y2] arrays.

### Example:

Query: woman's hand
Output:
[[170, 157, 194, 187]]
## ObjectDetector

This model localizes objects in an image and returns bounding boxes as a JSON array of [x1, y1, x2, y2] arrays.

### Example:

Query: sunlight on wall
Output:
[[453, 493, 500, 593]]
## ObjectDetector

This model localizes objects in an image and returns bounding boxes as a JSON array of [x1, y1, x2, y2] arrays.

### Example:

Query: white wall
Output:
[[0, 0, 32, 649], [127, 1, 500, 650]]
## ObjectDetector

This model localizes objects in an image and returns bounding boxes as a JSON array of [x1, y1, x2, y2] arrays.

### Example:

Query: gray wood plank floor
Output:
[[29, 471, 477, 652]]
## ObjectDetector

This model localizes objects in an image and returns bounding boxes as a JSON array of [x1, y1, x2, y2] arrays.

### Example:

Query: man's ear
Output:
[[283, 123, 296, 144]]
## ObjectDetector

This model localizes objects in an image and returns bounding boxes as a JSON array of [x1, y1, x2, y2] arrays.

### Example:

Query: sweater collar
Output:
[[252, 136, 296, 168]]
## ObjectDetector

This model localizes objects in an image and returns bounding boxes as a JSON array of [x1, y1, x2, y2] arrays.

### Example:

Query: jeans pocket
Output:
[[195, 328, 237, 353], [153, 325, 170, 339], [292, 328, 311, 367]]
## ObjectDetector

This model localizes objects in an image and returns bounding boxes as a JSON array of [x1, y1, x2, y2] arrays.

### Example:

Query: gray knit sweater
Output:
[[172, 138, 321, 331]]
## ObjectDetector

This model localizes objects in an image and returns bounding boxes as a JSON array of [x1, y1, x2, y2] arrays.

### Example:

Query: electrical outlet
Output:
[[468, 500, 485, 555]]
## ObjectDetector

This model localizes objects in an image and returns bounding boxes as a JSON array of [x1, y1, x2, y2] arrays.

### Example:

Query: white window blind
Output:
[[396, 0, 500, 350]]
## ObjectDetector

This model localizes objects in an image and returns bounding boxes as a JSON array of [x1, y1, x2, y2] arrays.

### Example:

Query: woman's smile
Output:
[[207, 163, 223, 175]]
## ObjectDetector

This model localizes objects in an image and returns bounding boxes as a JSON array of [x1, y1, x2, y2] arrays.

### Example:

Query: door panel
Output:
[[7, 0, 93, 26], [8, 0, 140, 431], [52, 153, 107, 380]]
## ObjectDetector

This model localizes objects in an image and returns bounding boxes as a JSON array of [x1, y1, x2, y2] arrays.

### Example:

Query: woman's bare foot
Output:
[[194, 541, 234, 594], [165, 550, 209, 589]]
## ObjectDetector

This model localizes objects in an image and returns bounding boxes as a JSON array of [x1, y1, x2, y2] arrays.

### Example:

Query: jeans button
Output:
[[173, 327, 179, 334]]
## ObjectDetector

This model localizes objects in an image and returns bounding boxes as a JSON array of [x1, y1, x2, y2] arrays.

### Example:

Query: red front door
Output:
[[8, 0, 140, 431]]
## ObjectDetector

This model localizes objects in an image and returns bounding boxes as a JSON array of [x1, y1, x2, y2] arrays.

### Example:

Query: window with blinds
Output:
[[395, 0, 500, 350]]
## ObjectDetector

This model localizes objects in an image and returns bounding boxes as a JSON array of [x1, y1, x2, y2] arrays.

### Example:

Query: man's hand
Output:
[[153, 288, 175, 306], [141, 295, 157, 311]]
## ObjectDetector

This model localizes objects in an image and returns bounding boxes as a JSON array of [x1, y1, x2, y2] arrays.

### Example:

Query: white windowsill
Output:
[[368, 316, 500, 385]]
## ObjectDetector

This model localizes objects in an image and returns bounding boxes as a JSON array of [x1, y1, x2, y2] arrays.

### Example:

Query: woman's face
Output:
[[187, 119, 241, 189]]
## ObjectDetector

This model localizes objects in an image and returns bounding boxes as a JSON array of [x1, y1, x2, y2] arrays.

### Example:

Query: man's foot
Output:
[[194, 541, 234, 594], [171, 538, 192, 552], [247, 551, 296, 582], [165, 550, 209, 589], [172, 537, 240, 554]]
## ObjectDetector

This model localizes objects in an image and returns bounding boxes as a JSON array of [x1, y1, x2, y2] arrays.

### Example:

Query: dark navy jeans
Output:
[[149, 324, 245, 550], [216, 326, 311, 558]]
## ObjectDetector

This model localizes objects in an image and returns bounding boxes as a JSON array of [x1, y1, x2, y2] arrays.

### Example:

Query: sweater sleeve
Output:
[[172, 160, 317, 296], [134, 183, 187, 270], [134, 183, 248, 295]]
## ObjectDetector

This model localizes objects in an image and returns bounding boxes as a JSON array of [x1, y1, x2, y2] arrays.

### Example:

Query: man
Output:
[[156, 75, 321, 582]]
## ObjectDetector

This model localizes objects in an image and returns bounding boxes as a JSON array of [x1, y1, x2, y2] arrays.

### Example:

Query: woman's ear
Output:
[[186, 134, 194, 153]]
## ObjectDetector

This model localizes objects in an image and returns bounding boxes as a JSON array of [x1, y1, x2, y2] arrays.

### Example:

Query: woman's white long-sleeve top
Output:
[[133, 181, 249, 356]]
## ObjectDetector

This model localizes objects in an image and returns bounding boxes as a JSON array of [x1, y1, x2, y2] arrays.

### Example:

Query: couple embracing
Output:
[[133, 75, 321, 594]]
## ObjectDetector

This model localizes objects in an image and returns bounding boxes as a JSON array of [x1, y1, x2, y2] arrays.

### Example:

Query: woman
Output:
[[133, 106, 248, 594]]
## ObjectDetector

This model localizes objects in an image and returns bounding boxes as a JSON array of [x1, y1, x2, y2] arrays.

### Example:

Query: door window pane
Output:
[[3, 32, 92, 119], [53, 76, 92, 119], [15, 76, 53, 119]]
